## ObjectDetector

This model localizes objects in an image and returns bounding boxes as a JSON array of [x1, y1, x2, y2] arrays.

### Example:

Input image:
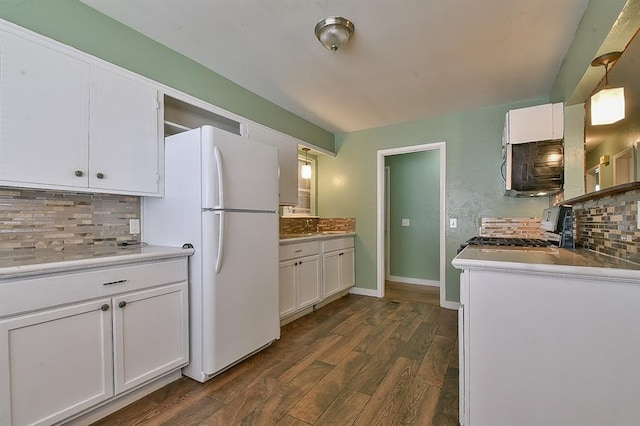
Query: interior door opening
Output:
[[376, 142, 447, 306]]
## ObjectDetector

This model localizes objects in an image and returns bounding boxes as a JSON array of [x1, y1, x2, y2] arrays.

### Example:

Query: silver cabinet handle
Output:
[[100, 304, 110, 311], [119, 301, 127, 308], [75, 170, 84, 177], [96, 172, 105, 179], [294, 249, 303, 253], [102, 279, 127, 286]]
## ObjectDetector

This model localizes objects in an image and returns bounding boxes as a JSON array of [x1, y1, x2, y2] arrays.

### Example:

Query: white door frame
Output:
[[376, 142, 447, 306]]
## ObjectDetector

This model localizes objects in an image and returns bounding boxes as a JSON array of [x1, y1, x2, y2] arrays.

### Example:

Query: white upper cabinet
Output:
[[90, 67, 161, 195], [0, 31, 90, 188], [0, 27, 162, 196], [246, 123, 299, 206], [504, 102, 564, 145]]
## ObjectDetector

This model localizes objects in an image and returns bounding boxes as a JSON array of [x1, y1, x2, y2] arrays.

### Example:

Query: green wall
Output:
[[317, 100, 552, 301], [0, 0, 335, 152], [385, 151, 440, 281]]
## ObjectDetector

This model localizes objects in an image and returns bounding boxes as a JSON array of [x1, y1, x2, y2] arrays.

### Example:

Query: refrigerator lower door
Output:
[[201, 210, 279, 376]]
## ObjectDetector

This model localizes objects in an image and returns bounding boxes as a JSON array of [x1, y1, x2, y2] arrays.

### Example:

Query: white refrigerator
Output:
[[143, 125, 280, 383]]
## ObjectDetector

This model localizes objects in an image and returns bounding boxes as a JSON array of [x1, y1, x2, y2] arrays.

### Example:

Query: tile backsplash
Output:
[[572, 188, 640, 263], [280, 217, 356, 235], [480, 217, 546, 239], [0, 187, 140, 252]]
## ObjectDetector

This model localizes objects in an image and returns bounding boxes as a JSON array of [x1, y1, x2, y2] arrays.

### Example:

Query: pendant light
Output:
[[301, 148, 312, 180], [314, 16, 355, 52], [590, 52, 625, 126]]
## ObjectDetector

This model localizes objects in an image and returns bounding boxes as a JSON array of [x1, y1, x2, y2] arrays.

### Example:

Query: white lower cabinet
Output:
[[278, 241, 322, 318], [323, 238, 355, 298], [0, 256, 189, 426], [0, 299, 113, 426], [112, 283, 188, 395], [279, 236, 355, 319]]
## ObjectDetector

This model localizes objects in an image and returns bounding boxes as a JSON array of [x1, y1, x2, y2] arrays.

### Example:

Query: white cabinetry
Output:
[[246, 123, 299, 205], [89, 66, 161, 195], [323, 237, 355, 298], [0, 30, 89, 189], [455, 253, 640, 426], [0, 256, 189, 425], [278, 241, 322, 318], [0, 27, 162, 196], [0, 299, 113, 426], [504, 102, 564, 145]]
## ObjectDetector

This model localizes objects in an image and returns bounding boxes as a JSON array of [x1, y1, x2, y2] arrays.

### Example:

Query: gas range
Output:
[[458, 236, 556, 253]]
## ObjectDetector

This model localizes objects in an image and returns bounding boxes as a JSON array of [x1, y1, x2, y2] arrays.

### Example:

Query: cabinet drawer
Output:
[[0, 258, 188, 318], [323, 237, 354, 253], [279, 241, 321, 261]]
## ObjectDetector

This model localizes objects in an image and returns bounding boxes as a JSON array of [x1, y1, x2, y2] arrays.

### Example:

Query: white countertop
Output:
[[0, 244, 194, 279], [279, 231, 356, 244], [452, 246, 640, 280]]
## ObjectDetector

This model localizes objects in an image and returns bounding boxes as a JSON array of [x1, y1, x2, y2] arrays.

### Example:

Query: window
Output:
[[282, 154, 316, 216]]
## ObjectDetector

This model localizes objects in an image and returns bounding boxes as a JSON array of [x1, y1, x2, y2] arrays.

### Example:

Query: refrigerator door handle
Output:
[[215, 210, 225, 274], [214, 146, 225, 209]]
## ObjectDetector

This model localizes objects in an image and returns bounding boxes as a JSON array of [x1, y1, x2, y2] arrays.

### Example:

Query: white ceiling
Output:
[[80, 0, 589, 134]]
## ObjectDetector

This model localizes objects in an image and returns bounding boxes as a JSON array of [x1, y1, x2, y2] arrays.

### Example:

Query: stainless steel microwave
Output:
[[504, 139, 564, 197]]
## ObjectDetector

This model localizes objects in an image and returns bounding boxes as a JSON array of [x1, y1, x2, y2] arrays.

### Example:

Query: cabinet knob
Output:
[[119, 301, 127, 308], [100, 304, 110, 311], [75, 170, 84, 177], [96, 172, 105, 179]]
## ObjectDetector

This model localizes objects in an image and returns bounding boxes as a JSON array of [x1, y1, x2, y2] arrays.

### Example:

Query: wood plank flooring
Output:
[[93, 282, 458, 425]]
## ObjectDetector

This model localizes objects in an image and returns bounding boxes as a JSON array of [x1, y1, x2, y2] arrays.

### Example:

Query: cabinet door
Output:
[[323, 251, 341, 298], [508, 104, 553, 144], [0, 31, 89, 189], [340, 248, 355, 289], [0, 299, 113, 426], [278, 260, 297, 318], [274, 135, 299, 205], [90, 66, 161, 195], [112, 283, 188, 395], [297, 255, 322, 309]]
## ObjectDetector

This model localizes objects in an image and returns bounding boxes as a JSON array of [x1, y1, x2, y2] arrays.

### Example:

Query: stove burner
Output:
[[458, 236, 556, 253]]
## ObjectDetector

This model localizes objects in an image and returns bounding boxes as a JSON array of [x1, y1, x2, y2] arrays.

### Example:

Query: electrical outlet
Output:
[[129, 219, 140, 235], [401, 218, 410, 227], [449, 218, 458, 229]]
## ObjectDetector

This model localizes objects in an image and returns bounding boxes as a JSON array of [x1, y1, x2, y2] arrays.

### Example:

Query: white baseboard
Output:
[[387, 275, 440, 287], [349, 287, 380, 298], [441, 300, 460, 310]]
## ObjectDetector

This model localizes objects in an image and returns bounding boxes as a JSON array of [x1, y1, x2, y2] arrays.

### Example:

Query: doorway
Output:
[[376, 142, 446, 306]]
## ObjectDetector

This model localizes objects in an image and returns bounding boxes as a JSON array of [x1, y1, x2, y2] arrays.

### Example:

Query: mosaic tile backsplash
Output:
[[480, 217, 546, 239], [280, 217, 356, 235], [573, 189, 640, 263], [0, 187, 140, 252]]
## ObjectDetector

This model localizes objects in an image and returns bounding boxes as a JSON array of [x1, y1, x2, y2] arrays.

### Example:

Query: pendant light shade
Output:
[[301, 148, 312, 180], [314, 17, 354, 52], [590, 52, 625, 126], [591, 86, 625, 125]]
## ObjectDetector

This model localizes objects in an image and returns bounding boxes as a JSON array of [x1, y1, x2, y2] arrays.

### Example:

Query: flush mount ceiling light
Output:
[[301, 148, 312, 180], [590, 51, 625, 126], [314, 16, 355, 52]]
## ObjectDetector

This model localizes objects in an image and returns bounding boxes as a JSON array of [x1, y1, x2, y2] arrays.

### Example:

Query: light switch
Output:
[[401, 218, 410, 227], [449, 218, 458, 229]]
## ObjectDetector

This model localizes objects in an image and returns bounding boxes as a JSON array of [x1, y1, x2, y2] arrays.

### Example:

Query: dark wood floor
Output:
[[94, 282, 458, 425]]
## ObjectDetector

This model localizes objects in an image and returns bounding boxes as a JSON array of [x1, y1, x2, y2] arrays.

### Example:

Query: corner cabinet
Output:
[[0, 254, 189, 426], [0, 27, 163, 196], [245, 123, 299, 205]]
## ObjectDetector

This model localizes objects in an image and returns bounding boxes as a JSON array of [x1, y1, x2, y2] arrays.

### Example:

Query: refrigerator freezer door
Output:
[[201, 210, 280, 376], [201, 126, 279, 211]]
